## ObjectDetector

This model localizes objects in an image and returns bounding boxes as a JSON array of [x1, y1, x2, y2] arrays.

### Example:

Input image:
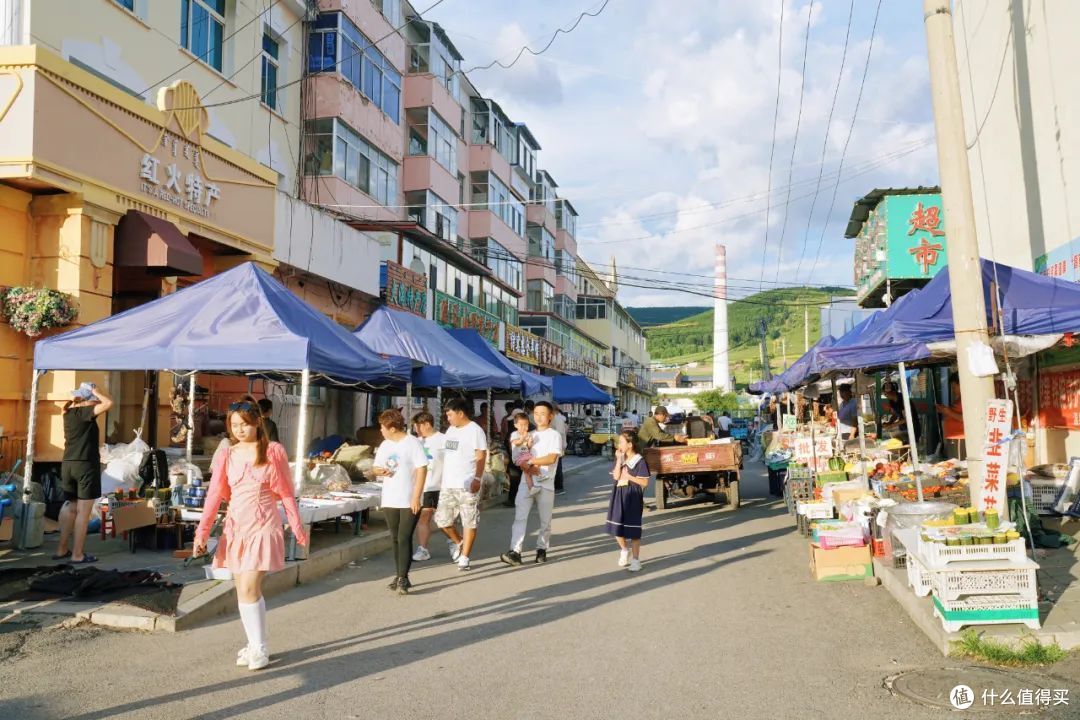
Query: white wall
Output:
[[274, 192, 382, 295]]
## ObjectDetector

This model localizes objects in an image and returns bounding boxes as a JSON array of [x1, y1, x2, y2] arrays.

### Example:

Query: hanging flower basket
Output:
[[2, 286, 79, 337]]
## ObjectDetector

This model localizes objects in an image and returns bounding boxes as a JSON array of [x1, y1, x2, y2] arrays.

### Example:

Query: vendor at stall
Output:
[[937, 374, 965, 458], [837, 386, 858, 440], [638, 406, 687, 447]]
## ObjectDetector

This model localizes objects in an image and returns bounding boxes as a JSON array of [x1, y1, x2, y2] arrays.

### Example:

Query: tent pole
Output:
[[486, 388, 493, 438], [186, 373, 196, 468], [293, 369, 311, 496], [436, 385, 442, 430], [23, 369, 41, 492], [857, 414, 869, 489], [138, 371, 151, 438], [405, 382, 413, 435], [897, 362, 923, 502]]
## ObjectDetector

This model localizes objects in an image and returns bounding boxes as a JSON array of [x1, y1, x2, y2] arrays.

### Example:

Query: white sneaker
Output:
[[412, 546, 431, 562], [457, 554, 471, 571], [246, 646, 270, 671], [448, 541, 462, 562], [236, 647, 250, 667], [618, 549, 630, 568], [628, 558, 642, 572]]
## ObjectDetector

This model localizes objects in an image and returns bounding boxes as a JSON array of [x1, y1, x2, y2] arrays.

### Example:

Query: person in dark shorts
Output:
[[56, 382, 113, 564], [256, 398, 279, 443], [412, 412, 445, 562]]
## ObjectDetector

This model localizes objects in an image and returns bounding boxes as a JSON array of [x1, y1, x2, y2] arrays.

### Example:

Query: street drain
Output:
[[885, 668, 1052, 714]]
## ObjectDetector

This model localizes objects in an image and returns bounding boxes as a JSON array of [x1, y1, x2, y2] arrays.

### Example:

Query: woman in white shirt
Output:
[[373, 409, 429, 595]]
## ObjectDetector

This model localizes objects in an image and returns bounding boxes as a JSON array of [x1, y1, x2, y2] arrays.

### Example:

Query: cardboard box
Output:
[[0, 516, 12, 541], [832, 487, 868, 511], [809, 542, 873, 582], [112, 501, 157, 533]]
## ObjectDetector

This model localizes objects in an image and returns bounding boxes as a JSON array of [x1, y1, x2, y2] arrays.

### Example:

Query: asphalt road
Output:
[[3, 456, 1078, 719]]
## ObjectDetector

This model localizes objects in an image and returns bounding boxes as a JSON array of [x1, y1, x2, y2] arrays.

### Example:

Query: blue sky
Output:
[[427, 0, 940, 306]]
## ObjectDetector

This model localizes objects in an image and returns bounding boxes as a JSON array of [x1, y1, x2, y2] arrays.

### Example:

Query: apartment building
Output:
[[574, 260, 652, 414]]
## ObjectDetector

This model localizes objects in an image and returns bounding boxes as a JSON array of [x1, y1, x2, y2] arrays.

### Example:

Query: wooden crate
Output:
[[644, 443, 741, 475]]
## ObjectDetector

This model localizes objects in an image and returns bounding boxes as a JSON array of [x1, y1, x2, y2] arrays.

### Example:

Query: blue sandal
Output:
[[70, 555, 98, 564]]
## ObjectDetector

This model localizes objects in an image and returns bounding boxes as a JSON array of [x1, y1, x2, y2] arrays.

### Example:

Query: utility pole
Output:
[[804, 306, 810, 353], [758, 319, 771, 381], [923, 0, 997, 505]]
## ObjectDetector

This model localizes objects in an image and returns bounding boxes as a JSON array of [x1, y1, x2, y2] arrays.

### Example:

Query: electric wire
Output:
[[758, 0, 786, 291], [805, 0, 883, 285]]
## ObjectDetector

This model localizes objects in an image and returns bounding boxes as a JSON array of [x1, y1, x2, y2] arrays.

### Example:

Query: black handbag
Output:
[[138, 449, 169, 491]]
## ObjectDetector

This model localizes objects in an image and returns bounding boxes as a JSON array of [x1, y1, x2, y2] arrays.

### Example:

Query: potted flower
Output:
[[2, 286, 79, 337]]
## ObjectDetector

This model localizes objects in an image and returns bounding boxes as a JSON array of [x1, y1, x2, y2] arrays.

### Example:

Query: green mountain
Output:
[[644, 287, 853, 383], [626, 306, 710, 327]]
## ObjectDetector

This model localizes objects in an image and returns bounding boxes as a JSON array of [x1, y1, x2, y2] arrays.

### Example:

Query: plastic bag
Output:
[[312, 463, 352, 493]]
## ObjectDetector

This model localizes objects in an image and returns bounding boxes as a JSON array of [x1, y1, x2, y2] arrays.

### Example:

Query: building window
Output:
[[576, 296, 608, 320], [473, 238, 523, 293], [527, 280, 553, 313], [406, 20, 462, 101], [407, 108, 457, 175], [372, 0, 402, 28], [555, 249, 578, 284], [470, 172, 524, 237], [556, 199, 578, 239], [528, 224, 555, 262], [261, 31, 280, 111], [515, 129, 536, 178], [307, 12, 402, 124], [471, 98, 514, 161], [114, 0, 135, 11], [304, 118, 398, 206], [406, 190, 457, 243], [180, 0, 225, 72], [553, 294, 575, 323]]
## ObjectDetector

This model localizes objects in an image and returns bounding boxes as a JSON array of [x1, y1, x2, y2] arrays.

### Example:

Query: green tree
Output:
[[693, 389, 739, 414]]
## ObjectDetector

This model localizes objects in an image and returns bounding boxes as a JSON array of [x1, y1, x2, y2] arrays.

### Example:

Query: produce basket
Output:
[[932, 595, 1041, 633], [930, 566, 1038, 602], [1027, 478, 1067, 515], [916, 535, 1026, 568], [906, 554, 933, 597]]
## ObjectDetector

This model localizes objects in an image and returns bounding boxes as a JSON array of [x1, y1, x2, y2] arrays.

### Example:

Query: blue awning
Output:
[[446, 329, 552, 397], [34, 262, 413, 387], [355, 307, 518, 391], [552, 374, 614, 404]]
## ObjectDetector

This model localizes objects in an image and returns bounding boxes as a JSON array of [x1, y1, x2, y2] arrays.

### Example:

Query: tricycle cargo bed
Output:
[[644, 443, 742, 475]]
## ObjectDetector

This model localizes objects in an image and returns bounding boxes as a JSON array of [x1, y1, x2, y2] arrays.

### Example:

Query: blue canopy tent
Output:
[[446, 329, 552, 398], [29, 262, 414, 492], [552, 375, 614, 405], [354, 307, 518, 391]]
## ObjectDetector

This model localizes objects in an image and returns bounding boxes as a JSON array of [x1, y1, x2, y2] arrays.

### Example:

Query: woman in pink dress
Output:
[[194, 397, 308, 671]]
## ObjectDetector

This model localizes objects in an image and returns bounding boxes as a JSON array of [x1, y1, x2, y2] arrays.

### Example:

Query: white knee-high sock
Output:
[[237, 600, 261, 652], [256, 597, 268, 654]]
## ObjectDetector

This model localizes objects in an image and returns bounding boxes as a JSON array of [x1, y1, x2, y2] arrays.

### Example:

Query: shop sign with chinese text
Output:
[[1034, 236, 1080, 283], [505, 324, 562, 371], [886, 194, 948, 280], [433, 290, 499, 345], [380, 261, 427, 316], [1037, 370, 1080, 429], [980, 399, 1014, 516]]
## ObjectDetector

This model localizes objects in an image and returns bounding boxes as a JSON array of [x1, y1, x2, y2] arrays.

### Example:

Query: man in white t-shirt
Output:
[[552, 407, 568, 494], [434, 398, 488, 571], [411, 411, 446, 562], [501, 401, 563, 566]]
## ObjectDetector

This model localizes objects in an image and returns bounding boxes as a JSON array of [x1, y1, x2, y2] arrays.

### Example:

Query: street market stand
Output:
[[28, 262, 413, 552]]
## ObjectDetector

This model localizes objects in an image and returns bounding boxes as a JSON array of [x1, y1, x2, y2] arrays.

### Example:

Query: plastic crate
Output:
[[916, 535, 1027, 568], [906, 554, 933, 597], [932, 595, 1041, 633], [930, 566, 1038, 602], [1027, 478, 1066, 515]]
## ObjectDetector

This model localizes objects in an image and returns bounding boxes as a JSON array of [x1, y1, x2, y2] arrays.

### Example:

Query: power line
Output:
[[455, 0, 612, 76], [794, 0, 855, 283], [758, 0, 785, 292], [772, 0, 814, 283], [805, 0, 883, 285], [137, 0, 282, 97]]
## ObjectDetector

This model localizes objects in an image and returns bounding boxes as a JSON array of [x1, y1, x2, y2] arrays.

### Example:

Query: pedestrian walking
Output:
[[55, 382, 113, 564], [411, 411, 444, 563], [194, 396, 308, 671], [257, 397, 280, 443], [606, 430, 649, 572], [500, 401, 563, 566], [373, 409, 428, 595], [435, 398, 488, 571], [552, 406, 568, 494]]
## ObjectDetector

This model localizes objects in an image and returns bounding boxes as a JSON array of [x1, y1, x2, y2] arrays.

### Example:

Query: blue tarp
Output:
[[34, 262, 413, 386], [446, 329, 552, 397], [552, 375, 613, 404], [815, 259, 1080, 372], [355, 307, 518, 391]]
